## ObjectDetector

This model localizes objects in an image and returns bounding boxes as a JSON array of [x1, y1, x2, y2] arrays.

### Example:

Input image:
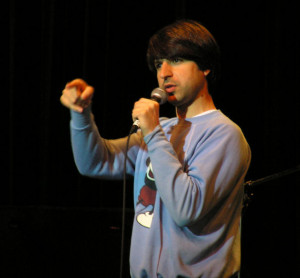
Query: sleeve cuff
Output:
[[143, 125, 164, 145], [70, 105, 94, 129]]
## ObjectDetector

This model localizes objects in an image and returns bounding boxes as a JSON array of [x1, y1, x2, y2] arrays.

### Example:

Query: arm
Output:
[[132, 96, 250, 227], [144, 123, 251, 227], [70, 107, 141, 179], [61, 78, 141, 179]]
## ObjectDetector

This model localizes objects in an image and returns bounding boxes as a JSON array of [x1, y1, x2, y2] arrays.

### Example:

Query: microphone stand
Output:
[[239, 164, 299, 278], [243, 164, 300, 210]]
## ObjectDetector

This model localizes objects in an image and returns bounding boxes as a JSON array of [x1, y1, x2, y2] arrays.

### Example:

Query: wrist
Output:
[[70, 105, 93, 129]]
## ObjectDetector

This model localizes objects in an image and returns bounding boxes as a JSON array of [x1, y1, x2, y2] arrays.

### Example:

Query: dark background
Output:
[[5, 0, 300, 277]]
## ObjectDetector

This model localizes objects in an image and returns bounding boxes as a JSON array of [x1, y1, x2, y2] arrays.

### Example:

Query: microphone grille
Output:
[[151, 88, 167, 104]]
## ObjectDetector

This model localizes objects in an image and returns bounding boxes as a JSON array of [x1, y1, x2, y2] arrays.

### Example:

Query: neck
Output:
[[176, 92, 216, 119]]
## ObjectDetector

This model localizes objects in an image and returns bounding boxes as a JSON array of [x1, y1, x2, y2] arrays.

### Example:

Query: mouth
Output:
[[164, 84, 176, 94]]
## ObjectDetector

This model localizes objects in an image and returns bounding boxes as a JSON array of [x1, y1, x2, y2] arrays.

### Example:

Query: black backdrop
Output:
[[5, 0, 300, 277]]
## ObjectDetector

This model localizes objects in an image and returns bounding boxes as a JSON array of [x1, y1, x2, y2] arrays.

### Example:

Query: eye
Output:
[[171, 57, 184, 64], [154, 60, 162, 70]]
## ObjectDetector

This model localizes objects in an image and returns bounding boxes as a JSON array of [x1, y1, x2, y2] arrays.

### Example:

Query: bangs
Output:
[[148, 38, 204, 71], [146, 19, 221, 94], [147, 21, 218, 73]]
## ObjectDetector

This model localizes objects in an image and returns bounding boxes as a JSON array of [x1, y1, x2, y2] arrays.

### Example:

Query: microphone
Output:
[[130, 88, 167, 134]]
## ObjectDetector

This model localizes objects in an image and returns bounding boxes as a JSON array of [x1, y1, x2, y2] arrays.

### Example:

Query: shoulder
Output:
[[191, 111, 249, 148], [189, 110, 242, 134]]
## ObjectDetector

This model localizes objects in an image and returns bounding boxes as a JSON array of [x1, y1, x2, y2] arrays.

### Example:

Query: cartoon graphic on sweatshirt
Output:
[[136, 157, 157, 228]]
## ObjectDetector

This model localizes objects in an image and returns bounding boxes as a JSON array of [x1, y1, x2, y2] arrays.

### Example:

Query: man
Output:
[[61, 20, 251, 278]]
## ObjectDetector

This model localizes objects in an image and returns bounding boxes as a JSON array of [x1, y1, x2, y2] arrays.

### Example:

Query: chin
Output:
[[167, 94, 178, 103]]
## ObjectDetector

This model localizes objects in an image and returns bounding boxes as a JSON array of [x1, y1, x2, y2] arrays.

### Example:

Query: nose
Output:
[[158, 61, 173, 80]]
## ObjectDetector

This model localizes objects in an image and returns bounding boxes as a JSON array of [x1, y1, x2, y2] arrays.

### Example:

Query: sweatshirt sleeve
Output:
[[70, 107, 141, 179], [144, 123, 251, 227]]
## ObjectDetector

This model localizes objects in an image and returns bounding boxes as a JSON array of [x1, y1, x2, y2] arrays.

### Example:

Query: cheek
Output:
[[189, 71, 206, 91], [157, 75, 163, 87]]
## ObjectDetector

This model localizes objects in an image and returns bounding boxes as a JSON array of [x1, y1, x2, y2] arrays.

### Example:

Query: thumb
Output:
[[80, 85, 94, 101]]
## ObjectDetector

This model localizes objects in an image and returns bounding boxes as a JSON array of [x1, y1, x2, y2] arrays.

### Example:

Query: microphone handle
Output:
[[130, 119, 140, 134]]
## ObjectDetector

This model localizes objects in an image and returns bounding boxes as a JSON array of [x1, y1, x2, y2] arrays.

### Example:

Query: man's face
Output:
[[155, 58, 209, 107]]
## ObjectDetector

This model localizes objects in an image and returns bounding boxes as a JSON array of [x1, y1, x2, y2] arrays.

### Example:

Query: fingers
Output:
[[132, 98, 159, 119], [65, 78, 88, 92], [60, 79, 94, 113], [60, 87, 84, 113], [132, 98, 160, 136]]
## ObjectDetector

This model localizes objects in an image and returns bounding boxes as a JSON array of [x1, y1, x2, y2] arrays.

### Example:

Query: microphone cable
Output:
[[119, 88, 166, 277], [119, 130, 133, 278]]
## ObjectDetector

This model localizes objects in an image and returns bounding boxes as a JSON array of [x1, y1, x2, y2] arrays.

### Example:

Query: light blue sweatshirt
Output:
[[70, 107, 251, 278]]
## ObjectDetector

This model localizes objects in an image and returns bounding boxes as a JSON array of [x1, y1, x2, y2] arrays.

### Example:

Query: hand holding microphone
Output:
[[131, 88, 167, 135]]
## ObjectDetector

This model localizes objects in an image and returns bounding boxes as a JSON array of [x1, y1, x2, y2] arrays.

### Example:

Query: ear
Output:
[[203, 69, 211, 76]]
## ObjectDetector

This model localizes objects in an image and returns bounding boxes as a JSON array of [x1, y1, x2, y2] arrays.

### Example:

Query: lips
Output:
[[164, 84, 176, 94]]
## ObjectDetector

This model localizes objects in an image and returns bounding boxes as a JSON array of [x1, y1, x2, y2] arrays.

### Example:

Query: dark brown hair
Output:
[[147, 19, 221, 95]]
